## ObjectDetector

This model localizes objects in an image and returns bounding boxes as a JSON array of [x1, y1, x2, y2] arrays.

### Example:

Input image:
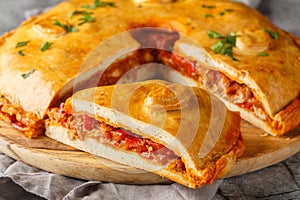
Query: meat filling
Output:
[[0, 96, 44, 137], [157, 50, 267, 121], [47, 103, 185, 169]]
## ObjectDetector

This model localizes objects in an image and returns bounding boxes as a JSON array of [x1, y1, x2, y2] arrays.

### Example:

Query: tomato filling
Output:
[[156, 50, 267, 120], [48, 104, 183, 167], [0, 96, 44, 137]]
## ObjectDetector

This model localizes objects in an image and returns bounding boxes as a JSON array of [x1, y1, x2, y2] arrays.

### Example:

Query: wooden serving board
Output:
[[0, 119, 300, 184]]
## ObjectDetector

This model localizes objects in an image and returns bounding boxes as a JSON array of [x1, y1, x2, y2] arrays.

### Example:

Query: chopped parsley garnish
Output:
[[263, 28, 279, 39], [209, 31, 238, 61], [257, 52, 269, 57], [78, 13, 94, 25], [225, 8, 234, 12], [21, 69, 35, 79], [204, 14, 214, 18], [218, 9, 234, 16], [18, 50, 25, 56], [68, 11, 94, 25], [208, 30, 224, 39], [15, 41, 29, 48], [40, 42, 53, 52], [68, 10, 90, 17], [82, 0, 115, 9], [54, 20, 78, 32], [202, 5, 216, 9]]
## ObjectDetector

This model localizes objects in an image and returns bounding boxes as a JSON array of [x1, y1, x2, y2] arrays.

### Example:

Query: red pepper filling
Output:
[[0, 96, 44, 137], [156, 50, 265, 119], [48, 104, 180, 166], [157, 50, 197, 78]]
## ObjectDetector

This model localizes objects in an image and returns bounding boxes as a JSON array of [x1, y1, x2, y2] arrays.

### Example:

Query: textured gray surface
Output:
[[0, 154, 221, 200], [257, 0, 300, 37], [214, 153, 300, 199], [0, 0, 299, 199]]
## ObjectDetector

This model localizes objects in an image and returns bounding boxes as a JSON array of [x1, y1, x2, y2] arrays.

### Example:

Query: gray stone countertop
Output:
[[0, 1, 299, 199]]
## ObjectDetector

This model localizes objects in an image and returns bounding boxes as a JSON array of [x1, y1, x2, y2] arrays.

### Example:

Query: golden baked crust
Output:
[[0, 0, 299, 137], [46, 80, 244, 188]]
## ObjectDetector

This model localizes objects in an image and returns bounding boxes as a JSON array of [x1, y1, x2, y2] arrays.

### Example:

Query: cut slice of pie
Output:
[[46, 80, 244, 188]]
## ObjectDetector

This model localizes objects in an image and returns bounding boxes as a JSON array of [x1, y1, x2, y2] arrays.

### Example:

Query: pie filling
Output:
[[0, 96, 44, 137], [157, 50, 268, 121], [47, 103, 185, 172]]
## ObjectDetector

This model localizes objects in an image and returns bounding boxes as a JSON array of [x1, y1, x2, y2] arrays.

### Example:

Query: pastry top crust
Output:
[[66, 80, 244, 173], [0, 0, 299, 119]]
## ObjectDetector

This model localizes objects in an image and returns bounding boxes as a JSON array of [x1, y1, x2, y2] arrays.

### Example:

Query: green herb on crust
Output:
[[202, 5, 216, 9], [68, 10, 91, 17], [21, 69, 35, 79], [225, 9, 234, 12], [204, 14, 214, 18], [40, 42, 53, 52], [18, 50, 25, 56], [257, 52, 269, 57], [263, 28, 279, 39], [82, 0, 115, 9], [78, 13, 94, 25], [208, 30, 224, 39], [209, 31, 238, 61], [15, 41, 29, 48], [54, 20, 78, 32]]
